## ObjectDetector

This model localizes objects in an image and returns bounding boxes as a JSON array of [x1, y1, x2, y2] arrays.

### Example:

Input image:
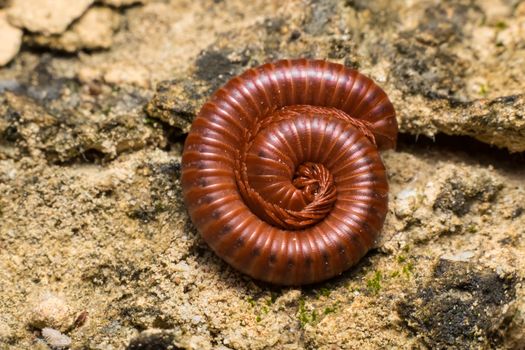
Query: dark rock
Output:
[[195, 49, 250, 92], [398, 260, 517, 349], [145, 79, 204, 132], [433, 171, 502, 216], [391, 1, 483, 100]]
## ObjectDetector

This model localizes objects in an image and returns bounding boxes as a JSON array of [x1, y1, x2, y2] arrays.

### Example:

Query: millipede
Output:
[[181, 58, 397, 285]]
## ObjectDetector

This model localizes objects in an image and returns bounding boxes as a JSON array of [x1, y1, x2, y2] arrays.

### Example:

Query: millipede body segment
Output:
[[181, 59, 397, 285]]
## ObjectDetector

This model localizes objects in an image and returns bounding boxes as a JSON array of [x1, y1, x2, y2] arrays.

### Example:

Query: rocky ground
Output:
[[0, 0, 524, 349]]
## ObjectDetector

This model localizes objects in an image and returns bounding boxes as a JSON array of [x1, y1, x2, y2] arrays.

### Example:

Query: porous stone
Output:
[[7, 0, 94, 35]]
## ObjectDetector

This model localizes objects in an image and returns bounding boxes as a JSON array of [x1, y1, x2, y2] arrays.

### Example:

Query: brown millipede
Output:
[[181, 59, 397, 285]]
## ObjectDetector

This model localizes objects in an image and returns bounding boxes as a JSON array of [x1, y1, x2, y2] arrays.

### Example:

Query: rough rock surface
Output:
[[0, 0, 524, 349], [0, 71, 165, 162], [0, 11, 22, 66], [7, 0, 94, 35], [26, 7, 121, 53]]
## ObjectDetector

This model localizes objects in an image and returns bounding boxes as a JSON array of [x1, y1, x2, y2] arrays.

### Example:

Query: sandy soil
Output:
[[0, 0, 524, 349]]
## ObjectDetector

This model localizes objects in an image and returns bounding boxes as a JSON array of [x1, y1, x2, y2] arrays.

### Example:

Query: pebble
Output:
[[28, 292, 73, 332], [41, 328, 72, 349], [0, 11, 22, 66], [394, 188, 419, 218]]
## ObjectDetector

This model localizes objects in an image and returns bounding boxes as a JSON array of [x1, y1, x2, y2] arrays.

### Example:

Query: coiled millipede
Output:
[[181, 59, 397, 285]]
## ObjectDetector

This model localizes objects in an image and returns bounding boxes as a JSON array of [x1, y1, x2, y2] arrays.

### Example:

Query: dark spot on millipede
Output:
[[258, 150, 266, 157], [305, 256, 313, 266], [235, 237, 244, 247], [269, 253, 277, 264], [196, 161, 206, 169], [251, 247, 261, 256], [202, 195, 213, 204], [349, 232, 361, 244], [368, 206, 380, 217], [361, 221, 372, 233], [287, 259, 294, 268], [219, 224, 232, 235], [321, 251, 330, 262], [211, 210, 220, 219], [338, 244, 346, 255], [198, 178, 207, 187]]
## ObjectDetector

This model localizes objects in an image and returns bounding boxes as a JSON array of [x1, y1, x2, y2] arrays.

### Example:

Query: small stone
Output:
[[28, 292, 74, 332], [26, 7, 121, 53], [7, 0, 94, 35], [0, 11, 22, 66], [191, 315, 203, 324], [41, 328, 72, 349], [394, 188, 419, 218]]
